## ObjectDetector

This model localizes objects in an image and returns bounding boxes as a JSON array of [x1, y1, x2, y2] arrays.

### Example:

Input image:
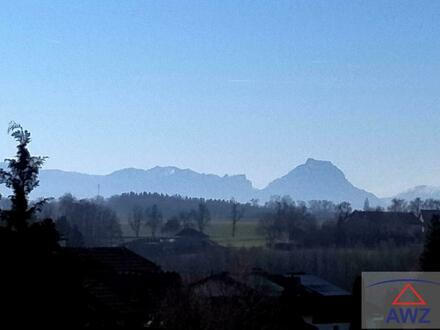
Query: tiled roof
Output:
[[190, 272, 254, 297], [244, 270, 350, 297], [65, 247, 161, 274], [291, 274, 350, 296]]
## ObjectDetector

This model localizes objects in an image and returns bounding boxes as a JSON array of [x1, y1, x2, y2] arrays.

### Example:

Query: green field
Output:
[[206, 220, 265, 247], [121, 220, 265, 247]]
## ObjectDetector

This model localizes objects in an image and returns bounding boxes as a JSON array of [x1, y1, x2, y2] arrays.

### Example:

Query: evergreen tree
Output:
[[0, 122, 47, 231], [0, 124, 77, 328], [363, 198, 370, 211]]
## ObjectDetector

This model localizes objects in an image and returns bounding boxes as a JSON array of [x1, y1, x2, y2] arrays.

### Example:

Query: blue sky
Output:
[[0, 0, 439, 197]]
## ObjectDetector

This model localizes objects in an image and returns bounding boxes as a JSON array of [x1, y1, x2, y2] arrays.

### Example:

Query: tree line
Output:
[[41, 194, 239, 244], [256, 196, 440, 248]]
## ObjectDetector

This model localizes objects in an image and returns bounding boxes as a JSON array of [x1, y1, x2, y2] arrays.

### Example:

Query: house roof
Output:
[[82, 278, 134, 314], [190, 272, 254, 297], [242, 273, 285, 296], [346, 211, 421, 226], [245, 270, 349, 297], [65, 247, 162, 275], [175, 228, 209, 239], [290, 274, 350, 297]]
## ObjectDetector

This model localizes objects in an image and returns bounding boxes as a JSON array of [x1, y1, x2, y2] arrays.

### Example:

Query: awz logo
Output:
[[362, 272, 440, 329], [385, 283, 430, 325], [385, 308, 431, 324]]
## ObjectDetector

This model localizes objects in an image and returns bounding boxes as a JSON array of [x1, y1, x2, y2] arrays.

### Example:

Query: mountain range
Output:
[[1, 158, 384, 208]]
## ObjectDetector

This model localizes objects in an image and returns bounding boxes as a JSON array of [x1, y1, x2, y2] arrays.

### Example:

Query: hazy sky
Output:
[[1, 1, 440, 197]]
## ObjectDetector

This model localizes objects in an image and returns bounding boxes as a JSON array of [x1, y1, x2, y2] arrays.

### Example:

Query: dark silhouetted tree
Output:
[[52, 194, 121, 246], [423, 199, 440, 210], [308, 200, 336, 223], [420, 215, 440, 271], [387, 198, 407, 212], [409, 198, 423, 217], [258, 196, 317, 247], [363, 198, 370, 211], [336, 202, 352, 220], [179, 210, 196, 228], [230, 198, 244, 238], [146, 204, 162, 238], [0, 122, 48, 231], [56, 216, 84, 247], [195, 201, 210, 233], [129, 205, 143, 237], [257, 214, 278, 247], [335, 202, 351, 247], [0, 124, 89, 328], [162, 216, 182, 235]]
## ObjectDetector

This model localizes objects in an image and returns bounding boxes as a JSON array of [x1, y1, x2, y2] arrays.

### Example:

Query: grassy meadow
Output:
[[206, 220, 265, 247], [120, 219, 265, 247], [120, 218, 424, 289]]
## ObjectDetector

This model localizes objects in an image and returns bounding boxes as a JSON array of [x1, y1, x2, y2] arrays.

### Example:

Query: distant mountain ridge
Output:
[[1, 159, 382, 208], [393, 185, 440, 201], [259, 158, 381, 207], [32, 166, 256, 202]]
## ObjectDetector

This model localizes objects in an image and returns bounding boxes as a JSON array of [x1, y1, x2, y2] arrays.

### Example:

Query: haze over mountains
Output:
[[37, 166, 257, 202], [394, 185, 440, 201], [4, 158, 439, 207], [258, 159, 380, 207], [1, 158, 389, 208]]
